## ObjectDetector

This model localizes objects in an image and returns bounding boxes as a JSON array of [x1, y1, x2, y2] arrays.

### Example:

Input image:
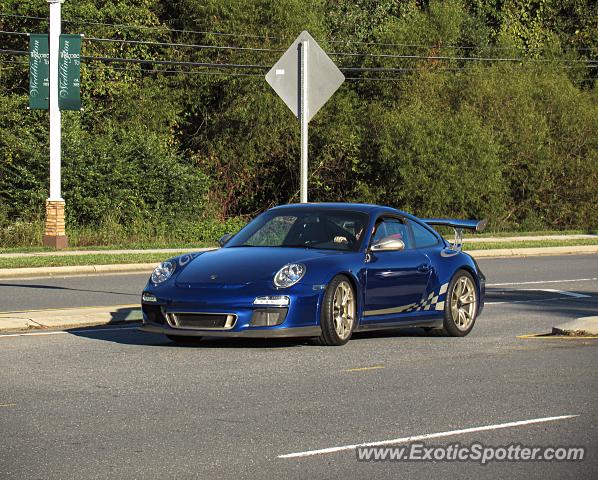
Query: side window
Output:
[[372, 218, 412, 249], [410, 221, 439, 248]]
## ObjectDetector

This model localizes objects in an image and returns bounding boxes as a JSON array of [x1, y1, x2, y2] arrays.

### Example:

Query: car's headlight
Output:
[[151, 261, 175, 284], [273, 263, 306, 288]]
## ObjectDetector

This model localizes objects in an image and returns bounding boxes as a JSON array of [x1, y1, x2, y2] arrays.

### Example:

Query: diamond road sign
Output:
[[265, 31, 344, 123]]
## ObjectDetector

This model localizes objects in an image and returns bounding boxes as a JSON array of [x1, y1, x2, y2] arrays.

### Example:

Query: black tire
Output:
[[315, 275, 356, 346], [166, 334, 203, 346], [428, 270, 478, 337]]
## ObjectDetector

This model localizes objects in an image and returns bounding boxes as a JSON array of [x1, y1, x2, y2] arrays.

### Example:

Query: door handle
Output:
[[417, 263, 431, 273]]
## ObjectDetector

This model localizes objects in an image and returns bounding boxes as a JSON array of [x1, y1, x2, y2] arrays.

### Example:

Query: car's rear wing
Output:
[[422, 218, 488, 232], [422, 218, 488, 251]]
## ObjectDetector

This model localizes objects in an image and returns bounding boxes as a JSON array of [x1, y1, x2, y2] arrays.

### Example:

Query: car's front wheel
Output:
[[316, 275, 356, 346], [428, 270, 478, 337]]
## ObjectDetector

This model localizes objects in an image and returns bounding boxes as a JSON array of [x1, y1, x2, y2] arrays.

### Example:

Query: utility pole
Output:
[[43, 0, 68, 248]]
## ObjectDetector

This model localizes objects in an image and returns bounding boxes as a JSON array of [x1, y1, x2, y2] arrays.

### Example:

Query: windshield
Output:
[[226, 209, 369, 252]]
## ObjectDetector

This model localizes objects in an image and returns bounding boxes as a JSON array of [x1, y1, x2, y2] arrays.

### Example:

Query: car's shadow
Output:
[[66, 286, 598, 348], [67, 321, 432, 348]]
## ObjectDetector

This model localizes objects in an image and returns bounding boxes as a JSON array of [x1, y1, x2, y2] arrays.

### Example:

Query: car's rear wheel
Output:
[[316, 275, 356, 346], [427, 270, 478, 337], [166, 334, 202, 346]]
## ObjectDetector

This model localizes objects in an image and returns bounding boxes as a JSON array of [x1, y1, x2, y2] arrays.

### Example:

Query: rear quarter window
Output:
[[410, 221, 439, 248]]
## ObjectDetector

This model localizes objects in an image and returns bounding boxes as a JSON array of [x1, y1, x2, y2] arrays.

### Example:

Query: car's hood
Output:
[[175, 247, 343, 286]]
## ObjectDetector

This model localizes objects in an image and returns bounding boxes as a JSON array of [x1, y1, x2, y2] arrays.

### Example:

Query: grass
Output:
[[0, 239, 596, 269], [0, 252, 188, 269], [0, 215, 247, 252], [463, 238, 598, 250], [1, 232, 596, 255], [0, 242, 214, 255], [474, 229, 597, 238]]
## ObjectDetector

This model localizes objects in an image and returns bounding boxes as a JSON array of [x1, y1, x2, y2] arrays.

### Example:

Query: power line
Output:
[[0, 13, 285, 41], [90, 64, 265, 78], [2, 29, 596, 66], [329, 50, 597, 64], [2, 13, 595, 54], [84, 55, 268, 70], [0, 49, 28, 56], [85, 36, 284, 53], [0, 29, 29, 36], [0, 29, 282, 54], [2, 58, 595, 85], [3, 47, 597, 76], [327, 37, 596, 53], [89, 64, 410, 82], [0, 48, 269, 69]]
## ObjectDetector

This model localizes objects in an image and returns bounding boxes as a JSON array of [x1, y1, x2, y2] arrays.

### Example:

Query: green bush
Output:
[[1, 0, 596, 250]]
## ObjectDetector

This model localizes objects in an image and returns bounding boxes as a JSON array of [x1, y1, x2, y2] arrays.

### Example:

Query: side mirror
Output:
[[370, 236, 406, 252], [218, 233, 234, 247]]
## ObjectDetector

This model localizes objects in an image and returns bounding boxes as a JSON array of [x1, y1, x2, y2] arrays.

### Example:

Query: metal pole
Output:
[[300, 39, 309, 203], [48, 0, 63, 201]]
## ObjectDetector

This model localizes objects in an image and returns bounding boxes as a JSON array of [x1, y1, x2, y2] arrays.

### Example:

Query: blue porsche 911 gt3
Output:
[[140, 203, 486, 346]]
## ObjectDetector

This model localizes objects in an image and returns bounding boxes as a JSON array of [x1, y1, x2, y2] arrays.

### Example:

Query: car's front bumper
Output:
[[139, 281, 324, 338], [139, 323, 321, 338]]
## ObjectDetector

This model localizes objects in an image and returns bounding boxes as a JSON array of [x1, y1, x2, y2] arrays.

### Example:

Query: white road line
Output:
[[487, 278, 597, 287], [278, 415, 579, 459], [486, 297, 564, 305], [486, 288, 591, 305], [0, 325, 139, 338], [525, 289, 590, 298]]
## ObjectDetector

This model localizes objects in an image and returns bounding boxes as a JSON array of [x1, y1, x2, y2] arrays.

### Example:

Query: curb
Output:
[[0, 245, 596, 280], [0, 304, 141, 333], [0, 263, 158, 279], [552, 316, 598, 337]]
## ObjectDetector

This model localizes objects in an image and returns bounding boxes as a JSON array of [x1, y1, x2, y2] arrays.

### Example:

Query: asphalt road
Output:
[[0, 254, 597, 479]]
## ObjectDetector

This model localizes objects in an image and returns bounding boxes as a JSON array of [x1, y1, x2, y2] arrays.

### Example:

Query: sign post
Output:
[[43, 0, 68, 248], [299, 39, 309, 204], [266, 31, 344, 203]]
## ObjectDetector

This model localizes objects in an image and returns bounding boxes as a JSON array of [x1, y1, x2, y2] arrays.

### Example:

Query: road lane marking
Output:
[[0, 403, 16, 408], [277, 415, 579, 458], [486, 288, 591, 306], [345, 365, 385, 372], [518, 333, 598, 340], [523, 289, 590, 298], [0, 325, 139, 338], [487, 296, 571, 305], [487, 278, 597, 287]]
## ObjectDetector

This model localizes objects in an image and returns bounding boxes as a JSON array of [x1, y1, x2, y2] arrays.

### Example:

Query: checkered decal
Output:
[[404, 282, 449, 312], [363, 282, 451, 317]]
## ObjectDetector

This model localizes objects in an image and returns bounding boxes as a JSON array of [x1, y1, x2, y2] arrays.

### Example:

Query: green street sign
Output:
[[28, 34, 49, 110], [58, 34, 82, 110]]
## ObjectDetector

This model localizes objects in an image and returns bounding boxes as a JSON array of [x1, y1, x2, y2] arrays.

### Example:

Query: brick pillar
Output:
[[43, 199, 68, 249]]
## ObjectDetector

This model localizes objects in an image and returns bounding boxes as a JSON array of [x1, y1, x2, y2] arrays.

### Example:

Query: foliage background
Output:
[[0, 0, 596, 245]]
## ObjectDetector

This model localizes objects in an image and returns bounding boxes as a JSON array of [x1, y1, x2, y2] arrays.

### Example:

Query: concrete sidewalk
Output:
[[0, 304, 141, 332]]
